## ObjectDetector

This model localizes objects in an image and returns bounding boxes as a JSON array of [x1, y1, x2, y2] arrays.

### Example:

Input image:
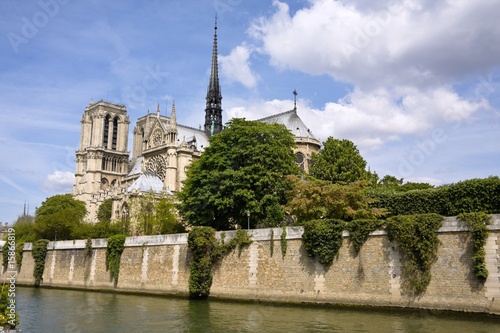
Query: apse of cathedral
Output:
[[73, 21, 320, 222]]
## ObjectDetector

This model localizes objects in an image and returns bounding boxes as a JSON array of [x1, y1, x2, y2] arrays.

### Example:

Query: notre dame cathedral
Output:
[[73, 22, 321, 223]]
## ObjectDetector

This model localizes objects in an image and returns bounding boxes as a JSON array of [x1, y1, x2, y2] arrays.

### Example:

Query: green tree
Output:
[[379, 175, 404, 187], [155, 195, 184, 234], [97, 198, 113, 224], [400, 182, 434, 192], [131, 193, 184, 235], [285, 175, 385, 224], [376, 174, 434, 192], [178, 118, 300, 230], [13, 214, 36, 243], [34, 194, 87, 240], [310, 137, 372, 184]]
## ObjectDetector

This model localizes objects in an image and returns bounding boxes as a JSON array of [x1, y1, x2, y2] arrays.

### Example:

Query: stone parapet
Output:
[[2, 215, 499, 315]]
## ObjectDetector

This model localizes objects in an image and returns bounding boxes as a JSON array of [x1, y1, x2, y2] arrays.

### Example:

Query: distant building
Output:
[[73, 21, 320, 223]]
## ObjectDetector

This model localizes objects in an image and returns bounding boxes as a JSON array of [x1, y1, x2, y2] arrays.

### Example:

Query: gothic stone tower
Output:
[[74, 100, 130, 221], [204, 18, 223, 137]]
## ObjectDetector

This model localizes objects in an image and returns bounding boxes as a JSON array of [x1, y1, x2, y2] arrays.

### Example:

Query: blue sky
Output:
[[1, 0, 499, 223]]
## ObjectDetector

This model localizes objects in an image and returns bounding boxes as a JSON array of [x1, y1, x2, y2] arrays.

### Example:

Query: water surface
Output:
[[16, 287, 500, 333]]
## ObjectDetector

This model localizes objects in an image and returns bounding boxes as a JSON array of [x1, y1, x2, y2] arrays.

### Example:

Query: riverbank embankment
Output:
[[2, 215, 500, 315]]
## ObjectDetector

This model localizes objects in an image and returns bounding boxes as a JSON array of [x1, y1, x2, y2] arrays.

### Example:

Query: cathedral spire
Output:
[[171, 100, 176, 125], [293, 89, 298, 111], [204, 15, 223, 137]]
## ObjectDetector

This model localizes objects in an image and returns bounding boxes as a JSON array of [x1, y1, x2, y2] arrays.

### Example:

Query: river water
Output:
[[16, 287, 499, 333]]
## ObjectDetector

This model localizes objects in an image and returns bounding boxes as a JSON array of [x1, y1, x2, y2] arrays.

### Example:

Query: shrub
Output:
[[372, 177, 500, 217]]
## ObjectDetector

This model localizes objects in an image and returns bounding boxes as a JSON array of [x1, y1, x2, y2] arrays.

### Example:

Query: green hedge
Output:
[[372, 177, 500, 216]]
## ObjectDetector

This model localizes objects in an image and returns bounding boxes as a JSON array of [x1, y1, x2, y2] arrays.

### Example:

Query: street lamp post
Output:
[[247, 210, 250, 230]]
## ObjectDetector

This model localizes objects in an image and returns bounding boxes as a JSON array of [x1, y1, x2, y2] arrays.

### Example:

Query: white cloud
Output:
[[237, 0, 495, 152], [250, 0, 500, 89], [405, 177, 442, 186], [43, 171, 74, 193], [220, 45, 259, 89], [226, 85, 485, 151]]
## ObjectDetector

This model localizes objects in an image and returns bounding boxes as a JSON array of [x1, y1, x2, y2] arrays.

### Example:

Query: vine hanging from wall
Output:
[[346, 219, 382, 254], [188, 227, 252, 299], [280, 227, 287, 258], [16, 242, 24, 273], [385, 214, 443, 294], [106, 234, 127, 286], [0, 241, 23, 272], [32, 239, 50, 287], [84, 238, 93, 260], [2, 242, 9, 271], [302, 219, 345, 266], [458, 212, 491, 280]]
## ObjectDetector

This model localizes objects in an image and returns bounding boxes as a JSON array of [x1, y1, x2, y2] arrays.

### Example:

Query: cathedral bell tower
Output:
[[204, 17, 223, 137], [73, 100, 130, 221]]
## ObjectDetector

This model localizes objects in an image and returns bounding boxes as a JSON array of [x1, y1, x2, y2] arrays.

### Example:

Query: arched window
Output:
[[103, 115, 111, 147], [296, 152, 305, 172], [112, 116, 118, 150], [101, 178, 109, 190]]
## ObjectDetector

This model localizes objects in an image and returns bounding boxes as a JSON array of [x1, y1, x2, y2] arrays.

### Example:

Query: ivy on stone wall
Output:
[[458, 212, 491, 280], [84, 238, 92, 259], [280, 227, 287, 258], [2, 242, 8, 271], [385, 214, 443, 294], [302, 219, 345, 266], [188, 227, 252, 299], [32, 239, 50, 287], [106, 234, 127, 285], [346, 219, 382, 254], [16, 243, 24, 273], [0, 240, 23, 272]]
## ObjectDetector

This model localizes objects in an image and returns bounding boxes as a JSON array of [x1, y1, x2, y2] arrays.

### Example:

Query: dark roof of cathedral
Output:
[[257, 109, 318, 140]]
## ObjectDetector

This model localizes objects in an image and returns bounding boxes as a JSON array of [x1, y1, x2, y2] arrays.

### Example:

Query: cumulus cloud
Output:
[[43, 171, 74, 193], [230, 0, 496, 151], [226, 85, 485, 151], [220, 45, 259, 89], [249, 0, 500, 89]]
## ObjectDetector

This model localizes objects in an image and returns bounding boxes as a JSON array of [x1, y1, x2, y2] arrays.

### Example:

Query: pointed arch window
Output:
[[112, 116, 118, 150], [103, 115, 111, 147]]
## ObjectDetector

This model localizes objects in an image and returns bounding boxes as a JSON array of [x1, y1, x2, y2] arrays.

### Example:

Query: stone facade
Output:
[[4, 216, 500, 315], [72, 23, 321, 223]]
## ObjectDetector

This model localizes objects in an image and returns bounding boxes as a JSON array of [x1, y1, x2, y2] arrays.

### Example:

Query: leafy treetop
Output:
[[133, 192, 185, 235], [34, 194, 87, 240], [97, 198, 113, 224], [178, 118, 300, 230], [310, 137, 375, 185], [285, 175, 385, 223]]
